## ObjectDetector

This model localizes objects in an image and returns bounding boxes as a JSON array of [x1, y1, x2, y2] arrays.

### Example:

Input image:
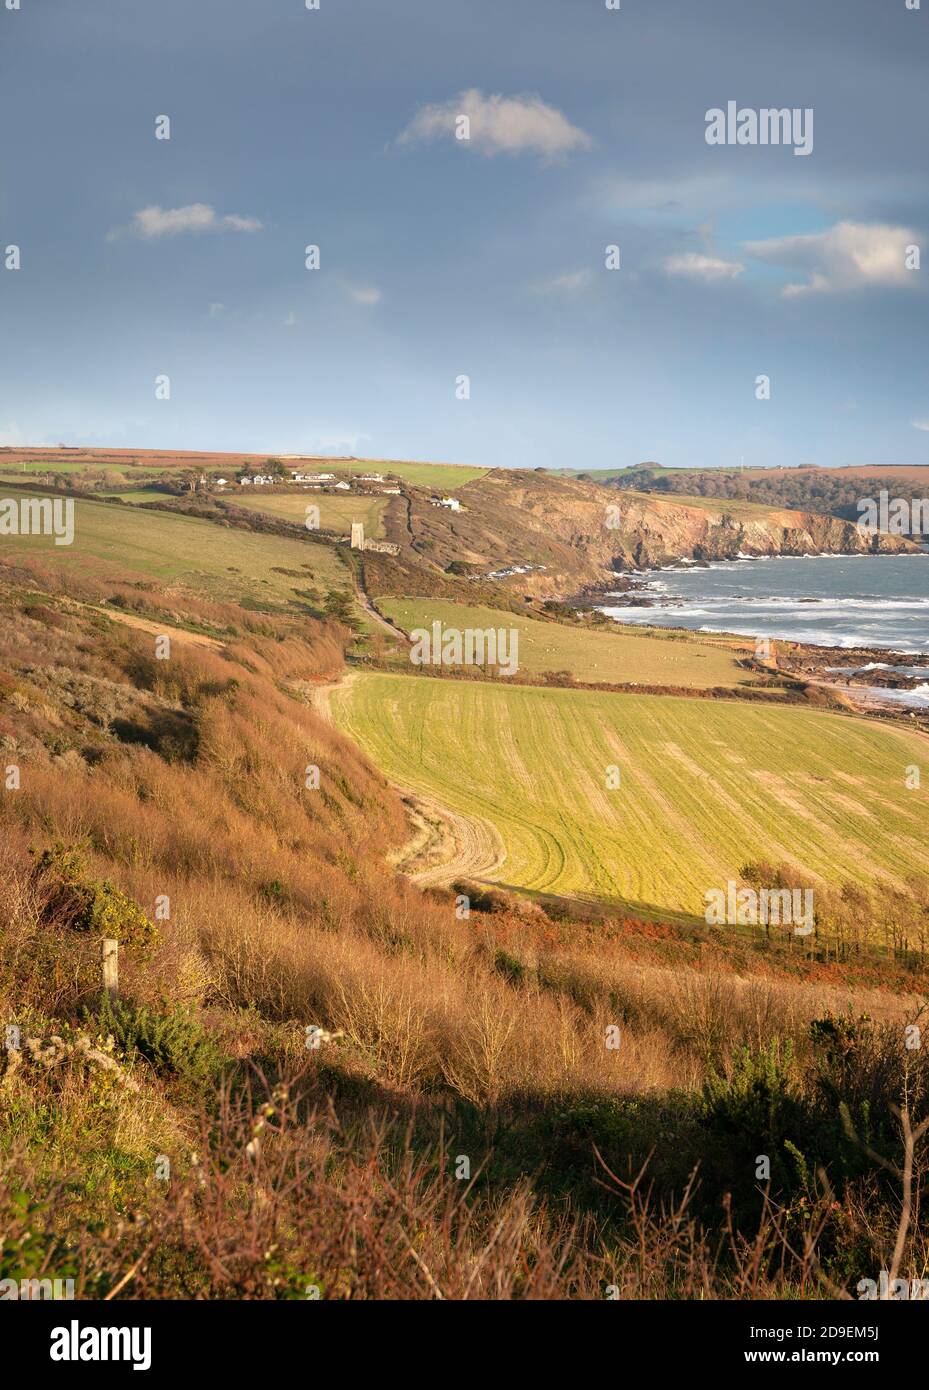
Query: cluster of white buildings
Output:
[[219, 469, 392, 491], [429, 495, 461, 511]]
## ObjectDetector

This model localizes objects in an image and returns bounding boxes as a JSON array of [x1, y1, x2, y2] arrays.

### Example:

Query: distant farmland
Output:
[[0, 447, 489, 490], [334, 672, 928, 919]]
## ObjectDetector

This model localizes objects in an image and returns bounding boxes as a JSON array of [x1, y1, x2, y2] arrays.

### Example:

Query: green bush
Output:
[[31, 842, 159, 955], [90, 995, 220, 1086]]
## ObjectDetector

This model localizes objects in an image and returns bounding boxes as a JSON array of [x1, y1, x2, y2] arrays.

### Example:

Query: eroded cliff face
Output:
[[390, 470, 917, 595], [475, 476, 916, 578], [599, 495, 916, 572]]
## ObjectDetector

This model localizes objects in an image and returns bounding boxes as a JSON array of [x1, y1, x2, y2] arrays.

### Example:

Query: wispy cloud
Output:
[[602, 173, 731, 215], [348, 286, 382, 306], [912, 419, 929, 432], [531, 269, 593, 296], [208, 302, 226, 317], [108, 203, 263, 241], [662, 252, 744, 283], [745, 220, 920, 297], [397, 88, 591, 160]]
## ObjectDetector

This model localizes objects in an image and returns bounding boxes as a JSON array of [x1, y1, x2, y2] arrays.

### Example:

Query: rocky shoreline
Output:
[[565, 575, 929, 728]]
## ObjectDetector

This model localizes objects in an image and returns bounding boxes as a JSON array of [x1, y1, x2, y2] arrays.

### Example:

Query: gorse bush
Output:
[[31, 841, 159, 955], [89, 994, 220, 1086]]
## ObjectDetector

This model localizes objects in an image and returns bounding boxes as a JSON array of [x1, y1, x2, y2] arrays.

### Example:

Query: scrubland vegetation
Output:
[[1, 486, 927, 1301]]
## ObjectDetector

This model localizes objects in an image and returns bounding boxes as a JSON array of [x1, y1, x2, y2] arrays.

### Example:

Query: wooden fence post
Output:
[[102, 938, 119, 999]]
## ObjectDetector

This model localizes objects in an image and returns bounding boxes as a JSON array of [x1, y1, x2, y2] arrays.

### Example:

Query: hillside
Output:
[[2, 448, 928, 1303], [371, 468, 913, 594]]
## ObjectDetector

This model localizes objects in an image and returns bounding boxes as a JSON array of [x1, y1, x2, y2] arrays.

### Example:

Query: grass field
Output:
[[0, 488, 355, 613], [321, 459, 487, 488], [0, 460, 93, 475], [98, 488, 175, 503], [333, 673, 928, 918], [379, 598, 753, 688], [226, 490, 388, 537]]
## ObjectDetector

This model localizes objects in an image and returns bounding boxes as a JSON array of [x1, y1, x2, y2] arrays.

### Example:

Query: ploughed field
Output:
[[333, 672, 928, 920]]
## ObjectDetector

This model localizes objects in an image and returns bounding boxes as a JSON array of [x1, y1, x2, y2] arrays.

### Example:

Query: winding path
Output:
[[309, 667, 506, 888]]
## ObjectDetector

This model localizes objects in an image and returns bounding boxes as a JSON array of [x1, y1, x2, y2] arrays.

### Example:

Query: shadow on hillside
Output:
[[486, 879, 708, 930]]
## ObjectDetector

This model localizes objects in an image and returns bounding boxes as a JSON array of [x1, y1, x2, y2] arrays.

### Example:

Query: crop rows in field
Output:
[[334, 672, 927, 919]]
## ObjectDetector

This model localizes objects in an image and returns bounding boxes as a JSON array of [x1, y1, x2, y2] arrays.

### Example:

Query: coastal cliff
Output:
[[383, 469, 917, 595]]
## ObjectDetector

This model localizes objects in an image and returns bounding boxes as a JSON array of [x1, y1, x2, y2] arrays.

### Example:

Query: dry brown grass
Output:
[[2, 563, 928, 1300]]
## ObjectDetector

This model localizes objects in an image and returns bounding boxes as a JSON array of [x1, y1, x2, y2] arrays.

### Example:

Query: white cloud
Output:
[[531, 269, 593, 296], [208, 302, 226, 317], [109, 203, 263, 241], [221, 213, 263, 233], [349, 286, 382, 306], [397, 88, 591, 160], [662, 252, 744, 283], [745, 220, 920, 297], [912, 419, 929, 432]]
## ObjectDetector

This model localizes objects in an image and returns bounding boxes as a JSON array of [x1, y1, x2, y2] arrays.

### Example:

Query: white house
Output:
[[214, 478, 228, 486], [430, 496, 461, 511], [332, 480, 351, 491], [303, 472, 336, 483], [239, 477, 252, 485], [359, 472, 383, 483]]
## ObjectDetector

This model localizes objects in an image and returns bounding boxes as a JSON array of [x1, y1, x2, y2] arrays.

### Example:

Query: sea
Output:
[[600, 552, 929, 706]]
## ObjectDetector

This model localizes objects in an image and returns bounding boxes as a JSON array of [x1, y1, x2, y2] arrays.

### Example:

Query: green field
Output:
[[98, 488, 175, 503], [379, 598, 752, 688], [333, 673, 928, 918], [0, 488, 355, 613], [0, 460, 93, 476], [324, 459, 487, 488], [226, 490, 388, 537]]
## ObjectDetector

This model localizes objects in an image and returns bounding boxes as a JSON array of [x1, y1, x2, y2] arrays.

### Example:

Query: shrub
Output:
[[89, 994, 220, 1086], [31, 842, 159, 955]]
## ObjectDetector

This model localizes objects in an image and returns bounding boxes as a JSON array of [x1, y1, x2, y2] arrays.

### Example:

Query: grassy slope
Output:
[[1, 487, 354, 612], [333, 672, 928, 919], [621, 490, 801, 520], [379, 597, 752, 688], [97, 489, 174, 503], [225, 490, 388, 536], [324, 459, 487, 488]]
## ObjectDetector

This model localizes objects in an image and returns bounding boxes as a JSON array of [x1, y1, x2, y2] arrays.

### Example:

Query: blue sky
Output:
[[1, 0, 927, 469]]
